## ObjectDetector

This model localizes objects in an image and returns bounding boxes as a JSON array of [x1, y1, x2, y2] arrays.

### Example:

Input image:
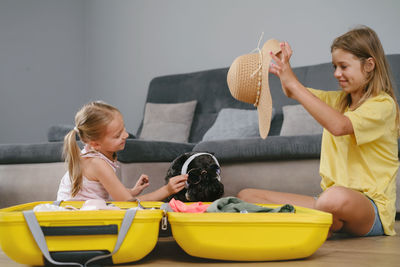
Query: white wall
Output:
[[1, 0, 400, 143]]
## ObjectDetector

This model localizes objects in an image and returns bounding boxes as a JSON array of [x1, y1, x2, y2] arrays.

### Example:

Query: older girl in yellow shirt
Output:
[[238, 26, 399, 237]]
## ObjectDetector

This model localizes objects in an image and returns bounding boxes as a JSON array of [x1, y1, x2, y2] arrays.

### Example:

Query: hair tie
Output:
[[73, 126, 79, 134]]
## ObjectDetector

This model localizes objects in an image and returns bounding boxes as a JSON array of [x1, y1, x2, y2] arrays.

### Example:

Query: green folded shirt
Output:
[[206, 197, 295, 213]]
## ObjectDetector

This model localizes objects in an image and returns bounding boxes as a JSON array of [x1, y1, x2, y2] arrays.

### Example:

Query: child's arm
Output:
[[137, 174, 188, 201], [84, 158, 139, 201], [269, 42, 353, 136]]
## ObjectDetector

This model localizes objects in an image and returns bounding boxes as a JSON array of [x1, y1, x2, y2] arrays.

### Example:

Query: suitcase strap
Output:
[[23, 208, 137, 267]]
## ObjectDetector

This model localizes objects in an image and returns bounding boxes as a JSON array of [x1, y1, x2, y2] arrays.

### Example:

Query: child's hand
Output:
[[130, 174, 150, 197], [269, 42, 300, 98], [166, 174, 188, 195]]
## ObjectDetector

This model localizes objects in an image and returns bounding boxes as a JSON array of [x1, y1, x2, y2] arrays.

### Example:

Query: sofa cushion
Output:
[[139, 101, 197, 143], [280, 105, 323, 136], [202, 108, 275, 141], [193, 135, 322, 163], [117, 139, 195, 163]]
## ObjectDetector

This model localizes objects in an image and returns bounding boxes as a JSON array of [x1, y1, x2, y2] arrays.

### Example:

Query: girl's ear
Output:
[[364, 57, 375, 73]]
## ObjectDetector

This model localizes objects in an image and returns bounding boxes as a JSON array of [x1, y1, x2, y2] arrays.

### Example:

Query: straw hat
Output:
[[227, 39, 281, 139]]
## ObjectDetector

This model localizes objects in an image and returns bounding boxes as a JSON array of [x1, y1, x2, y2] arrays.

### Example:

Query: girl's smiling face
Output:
[[96, 112, 128, 159], [332, 48, 369, 98]]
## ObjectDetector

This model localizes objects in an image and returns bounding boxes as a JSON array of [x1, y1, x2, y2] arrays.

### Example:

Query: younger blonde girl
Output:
[[57, 101, 187, 201]]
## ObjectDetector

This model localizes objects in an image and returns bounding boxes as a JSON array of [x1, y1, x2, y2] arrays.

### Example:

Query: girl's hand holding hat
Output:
[[269, 42, 302, 99]]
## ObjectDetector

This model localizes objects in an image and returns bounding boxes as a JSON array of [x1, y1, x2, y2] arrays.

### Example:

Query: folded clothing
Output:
[[80, 199, 120, 210], [206, 197, 295, 213], [33, 203, 74, 212], [33, 199, 121, 212], [168, 198, 210, 213]]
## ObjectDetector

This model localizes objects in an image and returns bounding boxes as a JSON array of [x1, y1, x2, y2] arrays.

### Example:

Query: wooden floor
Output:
[[1, 221, 399, 267]]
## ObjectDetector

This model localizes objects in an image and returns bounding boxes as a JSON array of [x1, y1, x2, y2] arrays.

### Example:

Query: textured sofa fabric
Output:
[[0, 142, 64, 164], [194, 135, 322, 163], [1, 54, 399, 212], [117, 140, 195, 163], [47, 125, 78, 142]]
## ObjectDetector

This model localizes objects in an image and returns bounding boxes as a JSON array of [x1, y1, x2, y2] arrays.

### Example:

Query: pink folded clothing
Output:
[[169, 199, 210, 213]]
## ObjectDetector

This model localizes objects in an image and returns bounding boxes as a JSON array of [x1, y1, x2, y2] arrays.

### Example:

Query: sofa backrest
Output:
[[140, 54, 400, 143], [140, 68, 254, 143]]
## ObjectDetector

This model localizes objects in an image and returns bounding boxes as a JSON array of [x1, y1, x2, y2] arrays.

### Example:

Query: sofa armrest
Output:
[[0, 142, 66, 164], [193, 135, 322, 163], [117, 139, 195, 163]]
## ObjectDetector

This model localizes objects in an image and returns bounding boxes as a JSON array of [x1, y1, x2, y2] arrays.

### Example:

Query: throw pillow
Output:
[[280, 104, 323, 136], [202, 108, 275, 141], [139, 100, 197, 143]]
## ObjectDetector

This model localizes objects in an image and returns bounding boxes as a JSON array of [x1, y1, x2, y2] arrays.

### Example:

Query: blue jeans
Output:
[[364, 198, 385, 237]]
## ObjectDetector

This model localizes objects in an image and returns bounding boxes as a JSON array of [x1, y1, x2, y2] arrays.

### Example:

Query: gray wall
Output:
[[1, 0, 400, 144], [0, 0, 88, 144]]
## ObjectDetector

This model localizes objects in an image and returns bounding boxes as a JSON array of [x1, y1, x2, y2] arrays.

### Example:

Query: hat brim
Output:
[[258, 39, 281, 139]]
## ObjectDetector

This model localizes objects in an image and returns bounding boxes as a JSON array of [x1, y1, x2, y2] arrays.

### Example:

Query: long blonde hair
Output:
[[331, 26, 400, 134], [63, 101, 120, 197]]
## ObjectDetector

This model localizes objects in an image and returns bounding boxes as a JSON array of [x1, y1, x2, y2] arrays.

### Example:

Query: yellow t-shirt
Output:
[[308, 88, 399, 236]]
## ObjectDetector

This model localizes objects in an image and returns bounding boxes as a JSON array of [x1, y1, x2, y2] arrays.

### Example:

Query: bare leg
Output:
[[315, 186, 375, 236], [238, 186, 376, 237], [237, 188, 316, 209]]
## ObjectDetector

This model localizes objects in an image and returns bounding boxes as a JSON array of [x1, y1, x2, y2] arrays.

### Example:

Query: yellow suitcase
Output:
[[0, 201, 163, 266], [167, 204, 332, 261]]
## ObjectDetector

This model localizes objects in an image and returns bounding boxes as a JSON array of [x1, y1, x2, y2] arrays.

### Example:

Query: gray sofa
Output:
[[1, 54, 400, 216]]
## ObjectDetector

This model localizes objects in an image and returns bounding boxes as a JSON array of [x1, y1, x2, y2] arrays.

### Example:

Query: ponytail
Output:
[[63, 129, 82, 197]]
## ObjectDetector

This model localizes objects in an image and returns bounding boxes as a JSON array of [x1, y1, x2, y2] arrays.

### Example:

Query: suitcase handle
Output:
[[23, 208, 137, 267], [41, 225, 118, 236]]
